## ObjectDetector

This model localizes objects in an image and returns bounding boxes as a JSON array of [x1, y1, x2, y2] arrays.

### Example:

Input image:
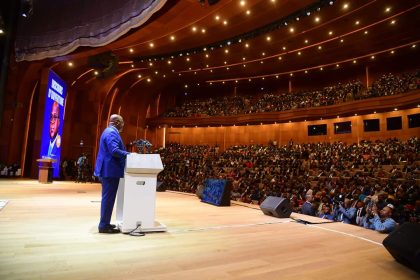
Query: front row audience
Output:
[[156, 138, 419, 234]]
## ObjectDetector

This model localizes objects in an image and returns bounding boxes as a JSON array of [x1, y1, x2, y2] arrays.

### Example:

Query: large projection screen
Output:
[[39, 70, 67, 178]]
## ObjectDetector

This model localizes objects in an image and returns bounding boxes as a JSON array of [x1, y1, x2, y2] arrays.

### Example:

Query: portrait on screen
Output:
[[40, 71, 67, 178]]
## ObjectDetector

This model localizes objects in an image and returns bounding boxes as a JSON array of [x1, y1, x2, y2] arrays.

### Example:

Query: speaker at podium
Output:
[[116, 153, 166, 233]]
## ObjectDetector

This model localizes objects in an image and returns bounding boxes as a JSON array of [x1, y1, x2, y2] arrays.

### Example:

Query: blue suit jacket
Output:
[[94, 126, 129, 178]]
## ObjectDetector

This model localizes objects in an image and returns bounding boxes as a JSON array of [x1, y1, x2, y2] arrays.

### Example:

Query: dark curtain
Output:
[[15, 0, 167, 61]]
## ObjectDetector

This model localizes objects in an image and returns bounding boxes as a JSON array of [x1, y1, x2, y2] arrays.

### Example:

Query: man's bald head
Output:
[[109, 114, 124, 132]]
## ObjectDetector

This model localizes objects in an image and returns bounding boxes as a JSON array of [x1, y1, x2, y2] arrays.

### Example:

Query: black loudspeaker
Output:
[[383, 222, 420, 273], [156, 181, 166, 192], [260, 196, 292, 218]]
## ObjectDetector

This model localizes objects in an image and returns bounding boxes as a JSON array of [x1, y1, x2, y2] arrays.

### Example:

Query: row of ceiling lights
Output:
[[68, 42, 417, 87], [124, 3, 393, 55]]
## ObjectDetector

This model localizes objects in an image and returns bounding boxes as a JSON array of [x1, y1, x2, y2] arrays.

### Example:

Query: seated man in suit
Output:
[[301, 192, 316, 216]]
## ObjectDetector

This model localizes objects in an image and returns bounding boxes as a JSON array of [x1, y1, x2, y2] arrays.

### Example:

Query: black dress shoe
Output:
[[98, 227, 120, 234], [108, 224, 116, 229]]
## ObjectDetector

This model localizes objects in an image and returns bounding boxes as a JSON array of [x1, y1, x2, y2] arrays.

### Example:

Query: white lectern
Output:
[[116, 153, 166, 233]]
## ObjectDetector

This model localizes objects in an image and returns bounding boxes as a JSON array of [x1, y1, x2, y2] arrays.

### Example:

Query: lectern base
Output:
[[117, 220, 167, 233]]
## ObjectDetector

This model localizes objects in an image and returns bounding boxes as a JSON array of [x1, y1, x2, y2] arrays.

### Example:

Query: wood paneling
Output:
[[160, 108, 420, 149]]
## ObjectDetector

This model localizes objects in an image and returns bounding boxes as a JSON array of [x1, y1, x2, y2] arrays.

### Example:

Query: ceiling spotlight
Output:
[[94, 71, 99, 76], [170, 36, 175, 41], [245, 43, 249, 48], [215, 15, 220, 21], [137, 74, 142, 78], [266, 36, 271, 41], [201, 28, 206, 33], [147, 78, 151, 82], [240, 0, 246, 7], [289, 27, 294, 33], [192, 26, 197, 32], [67, 62, 73, 67], [246, 10, 251, 15], [149, 42, 154, 48], [390, 20, 396, 25], [343, 3, 349, 9], [385, 7, 391, 13], [223, 20, 228, 25], [355, 20, 360, 25], [315, 17, 320, 23], [371, 56, 375, 59], [129, 48, 134, 53]]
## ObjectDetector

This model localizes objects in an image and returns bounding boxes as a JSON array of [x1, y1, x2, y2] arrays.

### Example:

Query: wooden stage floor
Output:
[[0, 179, 417, 280]]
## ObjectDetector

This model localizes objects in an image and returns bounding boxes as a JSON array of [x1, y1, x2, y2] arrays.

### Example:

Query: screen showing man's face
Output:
[[49, 102, 60, 139]]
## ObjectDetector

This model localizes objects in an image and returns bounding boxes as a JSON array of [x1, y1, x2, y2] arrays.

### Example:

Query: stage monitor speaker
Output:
[[201, 179, 231, 206], [260, 196, 292, 218], [382, 222, 420, 273], [156, 181, 165, 192]]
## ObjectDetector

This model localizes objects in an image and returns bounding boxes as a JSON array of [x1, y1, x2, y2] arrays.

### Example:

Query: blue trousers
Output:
[[99, 177, 120, 229]]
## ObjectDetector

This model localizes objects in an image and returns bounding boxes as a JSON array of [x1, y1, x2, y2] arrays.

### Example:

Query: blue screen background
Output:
[[40, 71, 67, 178]]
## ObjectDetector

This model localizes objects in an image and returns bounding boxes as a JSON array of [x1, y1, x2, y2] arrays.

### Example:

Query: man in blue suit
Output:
[[94, 114, 130, 233]]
